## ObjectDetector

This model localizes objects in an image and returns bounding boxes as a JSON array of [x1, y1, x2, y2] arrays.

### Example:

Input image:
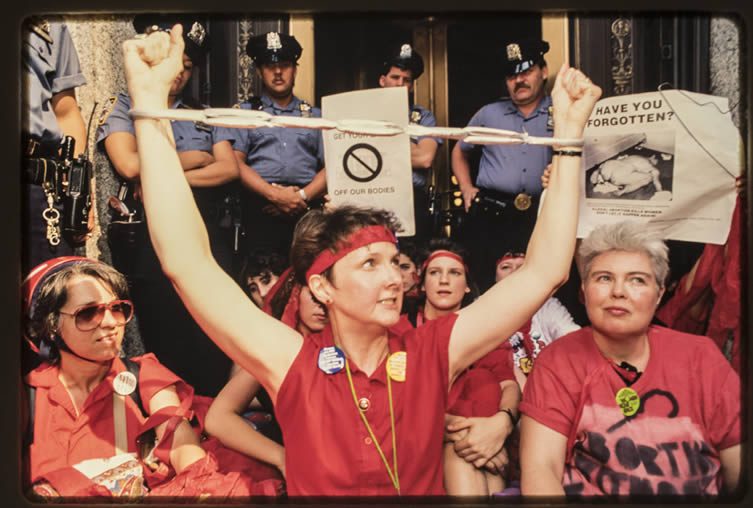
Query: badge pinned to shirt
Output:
[[318, 346, 345, 374], [113, 371, 138, 396], [299, 102, 312, 118], [386, 351, 407, 382], [547, 105, 554, 131], [615, 386, 640, 417], [410, 109, 423, 124]]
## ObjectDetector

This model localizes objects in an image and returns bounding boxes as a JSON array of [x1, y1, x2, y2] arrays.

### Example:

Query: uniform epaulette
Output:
[[25, 17, 53, 44], [98, 96, 118, 126]]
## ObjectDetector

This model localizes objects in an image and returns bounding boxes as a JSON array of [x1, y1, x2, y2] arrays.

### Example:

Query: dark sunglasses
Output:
[[58, 300, 134, 331]]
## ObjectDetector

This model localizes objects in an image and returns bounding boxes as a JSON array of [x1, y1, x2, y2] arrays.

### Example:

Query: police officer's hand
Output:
[[123, 24, 184, 110], [179, 150, 215, 170], [460, 184, 480, 212], [267, 184, 307, 215], [540, 163, 552, 189], [551, 64, 602, 139]]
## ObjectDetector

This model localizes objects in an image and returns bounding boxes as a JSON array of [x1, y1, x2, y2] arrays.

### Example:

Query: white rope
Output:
[[128, 107, 584, 147]]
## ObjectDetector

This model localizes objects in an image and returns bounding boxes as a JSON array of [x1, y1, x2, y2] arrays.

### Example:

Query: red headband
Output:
[[421, 250, 469, 274], [305, 225, 397, 281], [261, 267, 301, 329], [23, 256, 92, 315]]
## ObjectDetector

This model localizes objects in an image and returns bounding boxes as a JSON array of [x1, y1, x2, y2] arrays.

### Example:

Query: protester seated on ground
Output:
[[591, 154, 663, 197], [205, 267, 329, 479], [495, 252, 580, 391], [123, 26, 601, 495], [21, 257, 283, 499], [400, 238, 519, 496], [519, 221, 742, 498], [239, 249, 287, 308]]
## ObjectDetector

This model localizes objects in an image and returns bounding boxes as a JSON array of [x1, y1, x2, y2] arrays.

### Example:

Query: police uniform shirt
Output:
[[410, 104, 443, 188], [96, 92, 231, 153], [214, 95, 324, 187], [23, 21, 87, 146], [458, 96, 552, 196]]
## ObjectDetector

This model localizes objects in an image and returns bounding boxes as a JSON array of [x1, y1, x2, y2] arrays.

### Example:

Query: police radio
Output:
[[59, 136, 93, 241]]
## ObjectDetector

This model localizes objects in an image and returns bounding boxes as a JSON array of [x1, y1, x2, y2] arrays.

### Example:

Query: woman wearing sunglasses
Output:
[[21, 257, 284, 499], [519, 222, 742, 498], [122, 26, 601, 495]]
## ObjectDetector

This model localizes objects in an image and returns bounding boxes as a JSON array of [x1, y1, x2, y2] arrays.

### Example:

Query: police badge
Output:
[[299, 101, 312, 118], [506, 43, 522, 61], [266, 32, 282, 50], [399, 44, 412, 58], [410, 109, 422, 124]]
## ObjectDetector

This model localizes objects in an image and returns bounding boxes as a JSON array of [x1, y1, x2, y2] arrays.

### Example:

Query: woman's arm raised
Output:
[[449, 65, 601, 380], [123, 26, 301, 401]]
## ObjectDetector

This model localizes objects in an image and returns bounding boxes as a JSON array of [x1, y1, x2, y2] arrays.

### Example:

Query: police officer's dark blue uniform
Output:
[[96, 15, 237, 397], [379, 43, 442, 244], [452, 39, 553, 290], [215, 32, 325, 260], [22, 18, 87, 273]]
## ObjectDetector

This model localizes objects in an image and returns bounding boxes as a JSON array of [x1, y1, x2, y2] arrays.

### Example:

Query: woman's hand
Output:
[[551, 64, 602, 140], [123, 24, 185, 110], [446, 413, 514, 468]]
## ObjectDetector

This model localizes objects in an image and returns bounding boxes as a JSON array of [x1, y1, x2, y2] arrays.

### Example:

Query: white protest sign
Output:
[[576, 90, 740, 244], [322, 87, 414, 236]]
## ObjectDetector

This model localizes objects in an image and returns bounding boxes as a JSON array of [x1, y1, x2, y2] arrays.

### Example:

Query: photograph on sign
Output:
[[577, 91, 740, 245]]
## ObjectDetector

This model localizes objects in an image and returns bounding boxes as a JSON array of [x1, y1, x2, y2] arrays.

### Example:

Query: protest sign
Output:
[[575, 90, 740, 244], [322, 87, 414, 236]]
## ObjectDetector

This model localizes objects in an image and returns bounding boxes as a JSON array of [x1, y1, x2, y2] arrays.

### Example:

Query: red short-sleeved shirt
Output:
[[520, 326, 741, 497], [275, 313, 458, 496], [26, 354, 182, 483]]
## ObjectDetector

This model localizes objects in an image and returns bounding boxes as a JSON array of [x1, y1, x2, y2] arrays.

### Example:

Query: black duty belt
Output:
[[475, 188, 540, 213], [23, 157, 62, 187]]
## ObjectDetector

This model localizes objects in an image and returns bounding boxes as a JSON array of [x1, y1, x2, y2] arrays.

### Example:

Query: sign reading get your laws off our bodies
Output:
[[322, 87, 415, 236], [574, 90, 742, 245]]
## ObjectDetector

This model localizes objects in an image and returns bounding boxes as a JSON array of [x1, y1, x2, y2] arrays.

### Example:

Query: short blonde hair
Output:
[[577, 221, 669, 288]]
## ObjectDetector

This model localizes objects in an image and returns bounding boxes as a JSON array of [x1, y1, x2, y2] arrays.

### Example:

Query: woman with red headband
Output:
[[408, 239, 519, 496], [205, 268, 329, 480], [122, 26, 602, 495]]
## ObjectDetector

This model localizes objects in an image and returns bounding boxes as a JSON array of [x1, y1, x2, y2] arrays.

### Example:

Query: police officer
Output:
[[451, 39, 552, 290], [378, 43, 442, 244], [96, 14, 238, 396], [216, 32, 325, 259], [22, 18, 87, 273]]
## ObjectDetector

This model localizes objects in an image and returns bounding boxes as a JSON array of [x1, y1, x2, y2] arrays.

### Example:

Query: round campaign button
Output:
[[386, 351, 407, 382], [318, 346, 345, 375], [615, 387, 641, 417], [113, 371, 137, 396]]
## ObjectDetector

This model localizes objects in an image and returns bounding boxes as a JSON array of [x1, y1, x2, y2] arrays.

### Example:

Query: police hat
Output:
[[246, 32, 303, 65], [502, 39, 549, 77], [382, 43, 424, 80], [132, 14, 210, 64]]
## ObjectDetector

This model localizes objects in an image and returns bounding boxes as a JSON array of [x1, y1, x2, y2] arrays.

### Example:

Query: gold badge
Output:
[[514, 192, 532, 211], [615, 387, 641, 417], [410, 110, 422, 124], [386, 351, 407, 382], [519, 357, 533, 374]]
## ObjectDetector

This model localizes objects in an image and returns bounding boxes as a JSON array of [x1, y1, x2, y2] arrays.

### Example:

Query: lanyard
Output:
[[343, 355, 400, 494]]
